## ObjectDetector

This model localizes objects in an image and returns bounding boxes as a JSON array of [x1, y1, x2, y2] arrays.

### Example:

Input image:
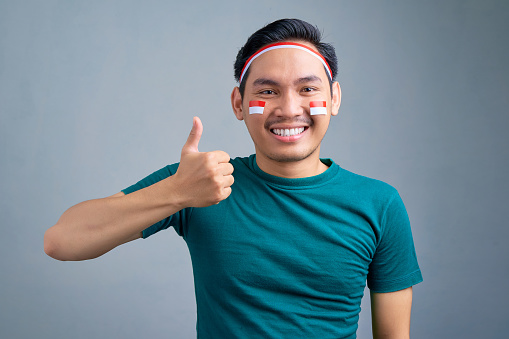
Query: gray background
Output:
[[1, 0, 508, 338]]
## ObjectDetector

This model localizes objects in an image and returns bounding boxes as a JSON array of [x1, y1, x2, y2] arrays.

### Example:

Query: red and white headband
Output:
[[239, 42, 333, 84]]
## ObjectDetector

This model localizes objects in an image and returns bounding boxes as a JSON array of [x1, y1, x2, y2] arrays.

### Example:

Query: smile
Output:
[[271, 127, 306, 137]]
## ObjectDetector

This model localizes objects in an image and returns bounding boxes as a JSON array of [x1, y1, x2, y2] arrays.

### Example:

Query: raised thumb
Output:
[[182, 116, 203, 154]]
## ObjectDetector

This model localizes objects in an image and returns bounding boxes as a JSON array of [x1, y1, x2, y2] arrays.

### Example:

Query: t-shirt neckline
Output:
[[249, 154, 340, 189]]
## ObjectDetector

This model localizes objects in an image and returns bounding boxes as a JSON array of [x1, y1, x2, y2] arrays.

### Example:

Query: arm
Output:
[[370, 287, 413, 339], [44, 117, 234, 261], [44, 180, 182, 261]]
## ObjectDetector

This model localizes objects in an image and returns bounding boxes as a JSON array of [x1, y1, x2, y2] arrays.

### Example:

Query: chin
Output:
[[264, 146, 319, 163]]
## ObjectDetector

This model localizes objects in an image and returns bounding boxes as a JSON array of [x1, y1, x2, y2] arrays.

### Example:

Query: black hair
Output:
[[234, 18, 338, 97]]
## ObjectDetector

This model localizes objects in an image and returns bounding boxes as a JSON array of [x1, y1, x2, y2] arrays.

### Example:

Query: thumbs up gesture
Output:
[[173, 117, 234, 208]]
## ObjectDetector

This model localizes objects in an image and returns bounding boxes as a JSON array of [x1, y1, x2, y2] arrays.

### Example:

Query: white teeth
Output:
[[272, 127, 305, 136]]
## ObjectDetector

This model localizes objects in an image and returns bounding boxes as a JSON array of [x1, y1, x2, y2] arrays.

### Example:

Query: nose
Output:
[[275, 91, 305, 118]]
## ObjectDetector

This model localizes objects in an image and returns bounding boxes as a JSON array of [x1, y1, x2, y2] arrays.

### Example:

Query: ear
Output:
[[331, 82, 341, 116], [231, 87, 244, 121]]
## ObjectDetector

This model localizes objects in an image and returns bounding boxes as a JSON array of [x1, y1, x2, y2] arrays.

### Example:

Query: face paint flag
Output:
[[249, 101, 265, 114], [310, 101, 327, 115]]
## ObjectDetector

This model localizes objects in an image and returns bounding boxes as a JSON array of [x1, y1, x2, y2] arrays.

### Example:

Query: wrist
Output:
[[160, 174, 188, 211]]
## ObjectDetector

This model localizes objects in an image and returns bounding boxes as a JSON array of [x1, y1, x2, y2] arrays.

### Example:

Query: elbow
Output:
[[44, 223, 107, 261], [44, 225, 69, 261]]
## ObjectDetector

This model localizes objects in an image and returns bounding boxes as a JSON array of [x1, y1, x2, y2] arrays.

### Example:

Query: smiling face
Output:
[[231, 41, 341, 177]]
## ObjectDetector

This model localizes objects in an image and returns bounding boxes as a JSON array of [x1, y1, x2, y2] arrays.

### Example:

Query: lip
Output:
[[269, 123, 308, 129], [269, 126, 308, 142]]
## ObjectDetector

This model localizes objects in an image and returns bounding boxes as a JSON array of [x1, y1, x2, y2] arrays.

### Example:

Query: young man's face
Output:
[[231, 41, 341, 172]]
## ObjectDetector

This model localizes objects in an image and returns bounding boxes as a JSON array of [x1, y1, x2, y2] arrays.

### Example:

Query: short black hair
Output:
[[234, 18, 338, 97]]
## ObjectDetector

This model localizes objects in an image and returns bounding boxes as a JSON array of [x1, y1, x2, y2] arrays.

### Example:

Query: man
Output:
[[45, 19, 422, 338]]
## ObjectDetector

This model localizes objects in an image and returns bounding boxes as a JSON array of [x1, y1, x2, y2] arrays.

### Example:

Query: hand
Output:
[[173, 117, 234, 208]]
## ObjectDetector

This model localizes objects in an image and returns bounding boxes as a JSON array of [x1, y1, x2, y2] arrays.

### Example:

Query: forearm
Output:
[[44, 176, 184, 261]]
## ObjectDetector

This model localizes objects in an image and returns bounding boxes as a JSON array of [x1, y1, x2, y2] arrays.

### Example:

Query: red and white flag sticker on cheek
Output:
[[310, 101, 327, 115], [249, 101, 265, 114]]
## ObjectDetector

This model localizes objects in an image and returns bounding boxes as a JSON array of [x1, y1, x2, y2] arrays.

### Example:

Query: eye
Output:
[[260, 89, 276, 95], [302, 87, 315, 93]]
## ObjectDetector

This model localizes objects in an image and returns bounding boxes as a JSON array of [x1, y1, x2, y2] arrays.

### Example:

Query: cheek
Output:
[[244, 115, 266, 134], [248, 100, 266, 115], [309, 100, 328, 115], [310, 113, 331, 129]]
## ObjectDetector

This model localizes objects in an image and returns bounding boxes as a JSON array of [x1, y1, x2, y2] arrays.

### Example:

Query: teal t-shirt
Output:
[[123, 155, 422, 338]]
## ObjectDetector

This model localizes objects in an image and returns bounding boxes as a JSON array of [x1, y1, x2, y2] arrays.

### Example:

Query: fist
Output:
[[174, 117, 234, 207]]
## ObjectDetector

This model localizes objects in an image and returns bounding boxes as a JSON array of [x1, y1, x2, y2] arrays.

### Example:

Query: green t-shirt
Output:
[[123, 155, 422, 338]]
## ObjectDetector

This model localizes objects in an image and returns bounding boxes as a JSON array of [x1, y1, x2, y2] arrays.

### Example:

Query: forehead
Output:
[[246, 42, 329, 84]]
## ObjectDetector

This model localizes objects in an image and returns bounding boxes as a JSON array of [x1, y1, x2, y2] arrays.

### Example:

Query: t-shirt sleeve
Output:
[[121, 163, 188, 238], [367, 192, 423, 292]]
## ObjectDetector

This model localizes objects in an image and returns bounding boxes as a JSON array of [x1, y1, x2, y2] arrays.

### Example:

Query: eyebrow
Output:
[[293, 75, 322, 85], [252, 75, 322, 87], [252, 78, 280, 87]]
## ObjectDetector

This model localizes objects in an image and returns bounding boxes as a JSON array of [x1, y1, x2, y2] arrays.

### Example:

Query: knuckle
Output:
[[214, 179, 223, 190], [208, 178, 221, 191], [224, 187, 232, 198], [203, 153, 215, 164], [212, 194, 222, 204], [205, 167, 216, 177], [214, 150, 230, 161]]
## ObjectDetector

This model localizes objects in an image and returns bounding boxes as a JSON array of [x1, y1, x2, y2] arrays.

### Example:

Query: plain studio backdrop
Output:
[[1, 1, 508, 338]]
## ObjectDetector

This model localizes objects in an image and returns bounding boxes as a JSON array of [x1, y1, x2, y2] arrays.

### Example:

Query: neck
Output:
[[255, 149, 329, 179]]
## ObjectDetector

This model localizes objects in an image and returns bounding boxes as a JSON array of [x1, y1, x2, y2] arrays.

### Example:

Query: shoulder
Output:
[[335, 166, 400, 202], [122, 162, 180, 195], [229, 155, 254, 169], [229, 155, 258, 179]]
